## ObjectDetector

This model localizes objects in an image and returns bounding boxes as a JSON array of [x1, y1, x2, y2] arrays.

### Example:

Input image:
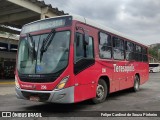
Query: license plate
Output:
[[29, 96, 40, 102]]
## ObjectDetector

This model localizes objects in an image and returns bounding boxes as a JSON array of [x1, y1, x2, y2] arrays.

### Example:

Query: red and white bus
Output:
[[15, 15, 149, 104]]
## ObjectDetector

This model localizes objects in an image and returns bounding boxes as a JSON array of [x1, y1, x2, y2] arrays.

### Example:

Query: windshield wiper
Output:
[[40, 29, 56, 62], [26, 33, 37, 62]]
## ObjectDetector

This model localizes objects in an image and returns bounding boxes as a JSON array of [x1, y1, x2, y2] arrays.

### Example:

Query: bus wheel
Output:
[[92, 79, 107, 104], [133, 75, 140, 92], [150, 70, 153, 73]]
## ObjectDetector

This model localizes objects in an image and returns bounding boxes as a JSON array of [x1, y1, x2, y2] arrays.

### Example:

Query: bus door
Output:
[[73, 24, 97, 102]]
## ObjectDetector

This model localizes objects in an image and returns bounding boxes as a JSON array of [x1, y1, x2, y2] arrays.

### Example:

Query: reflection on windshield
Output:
[[17, 31, 70, 74]]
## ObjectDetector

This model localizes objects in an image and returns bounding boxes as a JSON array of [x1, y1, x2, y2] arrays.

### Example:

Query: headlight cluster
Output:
[[55, 76, 69, 90], [15, 76, 20, 89]]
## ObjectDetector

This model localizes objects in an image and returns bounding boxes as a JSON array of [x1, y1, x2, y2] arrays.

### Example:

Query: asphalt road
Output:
[[0, 73, 160, 120]]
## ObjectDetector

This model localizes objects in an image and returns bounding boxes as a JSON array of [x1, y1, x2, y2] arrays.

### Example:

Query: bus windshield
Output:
[[17, 31, 70, 74]]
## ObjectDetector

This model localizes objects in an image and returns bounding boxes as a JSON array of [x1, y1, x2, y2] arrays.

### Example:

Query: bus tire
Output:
[[132, 75, 140, 92], [92, 79, 107, 104]]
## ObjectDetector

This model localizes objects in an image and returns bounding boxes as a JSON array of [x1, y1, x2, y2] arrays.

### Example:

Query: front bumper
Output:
[[15, 86, 74, 103]]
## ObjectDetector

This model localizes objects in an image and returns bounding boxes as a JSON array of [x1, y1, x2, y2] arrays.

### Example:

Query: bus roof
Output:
[[23, 14, 147, 47], [72, 14, 147, 47]]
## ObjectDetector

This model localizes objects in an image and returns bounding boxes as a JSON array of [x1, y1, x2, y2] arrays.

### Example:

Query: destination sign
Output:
[[21, 16, 72, 34]]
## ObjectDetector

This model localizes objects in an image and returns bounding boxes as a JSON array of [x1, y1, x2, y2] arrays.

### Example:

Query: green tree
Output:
[[149, 44, 160, 61]]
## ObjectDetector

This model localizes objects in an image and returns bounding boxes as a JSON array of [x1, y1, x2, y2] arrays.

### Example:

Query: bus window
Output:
[[135, 53, 142, 61], [75, 33, 84, 61], [143, 55, 148, 62], [142, 47, 147, 54], [142, 47, 148, 62], [86, 37, 94, 58], [99, 32, 112, 59], [135, 44, 142, 61], [74, 33, 94, 62], [125, 41, 134, 60], [113, 37, 124, 60], [135, 45, 142, 53]]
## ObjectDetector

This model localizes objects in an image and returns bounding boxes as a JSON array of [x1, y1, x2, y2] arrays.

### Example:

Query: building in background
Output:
[[0, 34, 18, 79]]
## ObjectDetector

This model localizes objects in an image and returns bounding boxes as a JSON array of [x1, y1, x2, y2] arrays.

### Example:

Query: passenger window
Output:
[[142, 47, 148, 62], [126, 41, 134, 51], [135, 45, 142, 61], [143, 55, 148, 62], [113, 37, 124, 60], [142, 47, 147, 54], [125, 41, 134, 60], [135, 45, 142, 53], [135, 53, 142, 61], [99, 32, 112, 59], [74, 33, 94, 62]]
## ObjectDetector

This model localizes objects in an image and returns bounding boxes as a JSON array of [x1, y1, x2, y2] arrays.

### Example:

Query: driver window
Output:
[[74, 33, 94, 62], [75, 33, 84, 62]]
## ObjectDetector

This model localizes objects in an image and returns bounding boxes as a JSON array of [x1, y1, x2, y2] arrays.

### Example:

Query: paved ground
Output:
[[0, 73, 159, 120]]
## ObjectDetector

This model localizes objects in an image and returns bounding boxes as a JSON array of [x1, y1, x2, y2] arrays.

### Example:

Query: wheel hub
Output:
[[96, 84, 104, 99]]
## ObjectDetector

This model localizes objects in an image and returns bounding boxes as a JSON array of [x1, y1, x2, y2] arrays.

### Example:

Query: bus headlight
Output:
[[15, 76, 20, 89], [55, 76, 69, 90]]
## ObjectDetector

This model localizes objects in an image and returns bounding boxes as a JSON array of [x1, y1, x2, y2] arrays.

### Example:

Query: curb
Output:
[[0, 82, 15, 85]]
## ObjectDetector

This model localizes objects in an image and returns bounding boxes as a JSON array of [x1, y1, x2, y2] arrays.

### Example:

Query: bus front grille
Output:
[[19, 74, 58, 83]]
